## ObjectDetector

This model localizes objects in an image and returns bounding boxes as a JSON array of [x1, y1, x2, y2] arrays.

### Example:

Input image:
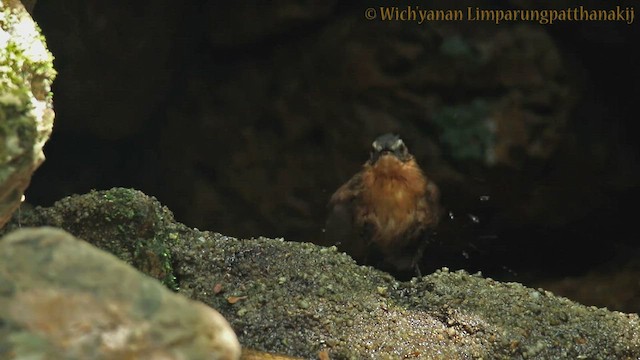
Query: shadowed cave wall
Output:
[[22, 1, 640, 312]]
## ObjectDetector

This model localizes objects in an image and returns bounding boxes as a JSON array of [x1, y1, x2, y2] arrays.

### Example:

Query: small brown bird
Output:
[[326, 133, 441, 275]]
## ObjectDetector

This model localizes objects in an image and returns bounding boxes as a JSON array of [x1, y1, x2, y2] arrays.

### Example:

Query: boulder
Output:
[[0, 227, 241, 360], [0, 0, 55, 228]]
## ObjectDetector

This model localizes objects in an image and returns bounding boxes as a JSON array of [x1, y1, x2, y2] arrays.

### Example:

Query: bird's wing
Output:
[[325, 173, 370, 261], [424, 180, 442, 226]]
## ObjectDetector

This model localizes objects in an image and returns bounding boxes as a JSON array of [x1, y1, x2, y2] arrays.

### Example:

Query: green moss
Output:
[[0, 4, 57, 96], [0, 110, 34, 168], [440, 35, 473, 58], [1, 1, 56, 205], [102, 188, 141, 220], [1, 188, 180, 291], [432, 99, 495, 164], [134, 235, 178, 292]]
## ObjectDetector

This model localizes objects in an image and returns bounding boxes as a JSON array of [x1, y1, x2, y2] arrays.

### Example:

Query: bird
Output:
[[326, 133, 441, 276]]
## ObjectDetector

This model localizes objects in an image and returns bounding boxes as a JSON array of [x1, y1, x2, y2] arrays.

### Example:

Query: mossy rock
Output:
[[0, 0, 56, 228]]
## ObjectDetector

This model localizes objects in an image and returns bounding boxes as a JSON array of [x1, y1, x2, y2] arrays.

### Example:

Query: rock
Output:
[[535, 266, 640, 314], [2, 187, 181, 290], [3, 188, 640, 359], [0, 0, 56, 229], [0, 227, 241, 360]]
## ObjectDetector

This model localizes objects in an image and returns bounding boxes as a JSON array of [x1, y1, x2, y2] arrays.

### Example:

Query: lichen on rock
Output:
[[0, 0, 56, 228]]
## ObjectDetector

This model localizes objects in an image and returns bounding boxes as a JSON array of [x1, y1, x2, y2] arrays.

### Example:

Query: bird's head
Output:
[[370, 133, 411, 164]]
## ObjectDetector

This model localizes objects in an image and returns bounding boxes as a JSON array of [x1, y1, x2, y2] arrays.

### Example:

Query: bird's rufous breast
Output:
[[359, 155, 427, 248]]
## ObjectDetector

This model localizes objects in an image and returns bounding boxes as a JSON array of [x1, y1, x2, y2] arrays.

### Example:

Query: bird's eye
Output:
[[391, 139, 405, 151]]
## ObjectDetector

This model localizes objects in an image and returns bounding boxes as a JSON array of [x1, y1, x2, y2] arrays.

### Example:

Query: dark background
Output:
[[24, 1, 640, 312]]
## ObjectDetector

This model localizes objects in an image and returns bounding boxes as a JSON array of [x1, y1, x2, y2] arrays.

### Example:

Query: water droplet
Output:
[[468, 214, 480, 223], [462, 251, 469, 259], [448, 211, 455, 220], [502, 266, 518, 277], [479, 195, 490, 201]]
